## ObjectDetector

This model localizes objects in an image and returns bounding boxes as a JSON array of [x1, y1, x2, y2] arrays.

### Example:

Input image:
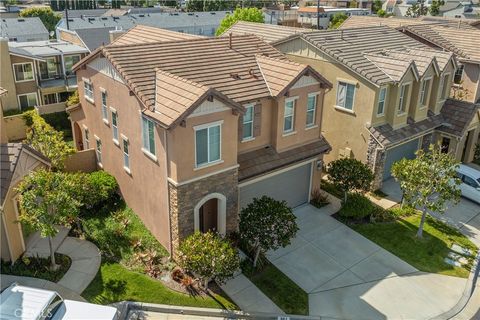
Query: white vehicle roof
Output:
[[458, 164, 480, 179], [51, 300, 117, 320], [0, 284, 59, 320]]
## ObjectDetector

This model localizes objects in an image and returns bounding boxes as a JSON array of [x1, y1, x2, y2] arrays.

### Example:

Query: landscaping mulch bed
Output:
[[1, 253, 71, 282]]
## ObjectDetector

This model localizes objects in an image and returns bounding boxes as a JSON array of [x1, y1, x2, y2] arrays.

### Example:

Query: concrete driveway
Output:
[[267, 203, 467, 319]]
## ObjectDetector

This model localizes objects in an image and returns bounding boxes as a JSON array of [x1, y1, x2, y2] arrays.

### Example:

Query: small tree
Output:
[[429, 0, 445, 16], [405, 2, 428, 17], [19, 7, 61, 34], [239, 196, 298, 267], [329, 12, 348, 29], [349, 0, 358, 8], [391, 144, 461, 238], [372, 0, 383, 13], [215, 8, 264, 36], [327, 158, 374, 202], [16, 169, 82, 270], [178, 232, 239, 289], [66, 91, 79, 107]]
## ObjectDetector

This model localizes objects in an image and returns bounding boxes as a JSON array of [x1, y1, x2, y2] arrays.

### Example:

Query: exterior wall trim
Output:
[[167, 164, 240, 187]]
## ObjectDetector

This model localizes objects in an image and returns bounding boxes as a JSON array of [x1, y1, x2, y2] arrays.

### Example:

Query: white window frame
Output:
[[454, 65, 464, 85], [306, 93, 318, 128], [419, 77, 432, 108], [101, 89, 108, 124], [83, 78, 94, 103], [83, 126, 90, 149], [242, 104, 254, 141], [141, 115, 156, 160], [283, 97, 297, 134], [64, 54, 81, 75], [397, 82, 410, 115], [194, 120, 223, 169], [377, 87, 387, 116], [95, 136, 102, 167], [122, 135, 130, 174], [17, 92, 38, 110], [335, 81, 356, 111], [111, 107, 119, 144], [13, 62, 34, 82], [440, 73, 450, 101]]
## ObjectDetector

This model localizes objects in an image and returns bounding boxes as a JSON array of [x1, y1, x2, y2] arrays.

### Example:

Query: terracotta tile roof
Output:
[[339, 15, 477, 30], [438, 99, 480, 137], [404, 24, 480, 63], [113, 25, 205, 45], [365, 53, 416, 82], [238, 139, 331, 181], [220, 21, 313, 44]]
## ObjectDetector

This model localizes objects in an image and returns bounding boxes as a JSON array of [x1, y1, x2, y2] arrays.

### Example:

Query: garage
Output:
[[239, 163, 312, 209], [383, 138, 420, 180]]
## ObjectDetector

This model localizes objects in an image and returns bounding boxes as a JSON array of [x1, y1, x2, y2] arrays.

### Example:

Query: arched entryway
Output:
[[73, 122, 83, 151], [194, 193, 226, 235]]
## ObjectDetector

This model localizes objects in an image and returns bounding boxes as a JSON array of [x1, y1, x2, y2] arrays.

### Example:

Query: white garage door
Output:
[[239, 163, 312, 209]]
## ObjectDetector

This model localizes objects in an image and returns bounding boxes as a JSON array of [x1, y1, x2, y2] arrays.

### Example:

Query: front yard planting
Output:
[[1, 254, 71, 282]]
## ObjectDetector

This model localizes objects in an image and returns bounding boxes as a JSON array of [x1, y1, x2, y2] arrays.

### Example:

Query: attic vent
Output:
[[101, 17, 107, 20], [210, 12, 216, 14], [17, 18, 25, 22], [174, 13, 179, 16], [188, 12, 194, 16], [139, 14, 145, 17], [113, 16, 119, 20], [68, 19, 74, 22], [230, 73, 241, 80], [88, 17, 95, 21]]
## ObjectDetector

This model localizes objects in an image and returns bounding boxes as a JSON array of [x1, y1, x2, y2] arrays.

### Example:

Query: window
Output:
[[13, 63, 34, 82], [397, 83, 410, 114], [101, 91, 108, 122], [64, 55, 80, 75], [39, 57, 57, 79], [141, 116, 156, 156], [283, 99, 295, 133], [17, 93, 37, 110], [84, 80, 93, 101], [195, 123, 221, 167], [420, 78, 431, 107], [242, 105, 254, 140], [123, 137, 130, 171], [336, 82, 355, 110], [96, 138, 102, 165], [377, 87, 386, 116], [43, 93, 58, 105], [306, 94, 317, 127], [454, 65, 464, 85], [111, 109, 118, 142], [58, 92, 69, 102], [84, 128, 90, 149], [440, 73, 450, 100]]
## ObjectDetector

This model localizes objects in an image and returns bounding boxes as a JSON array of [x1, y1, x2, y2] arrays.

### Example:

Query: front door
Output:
[[199, 198, 218, 233]]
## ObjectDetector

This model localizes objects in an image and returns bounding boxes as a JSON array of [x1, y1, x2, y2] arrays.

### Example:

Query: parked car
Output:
[[0, 283, 118, 320], [456, 164, 480, 203]]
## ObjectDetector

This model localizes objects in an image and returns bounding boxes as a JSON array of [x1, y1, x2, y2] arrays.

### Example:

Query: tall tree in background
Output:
[[329, 12, 348, 29], [429, 0, 445, 15], [215, 7, 264, 35], [20, 7, 61, 34], [372, 0, 383, 13], [405, 1, 428, 17]]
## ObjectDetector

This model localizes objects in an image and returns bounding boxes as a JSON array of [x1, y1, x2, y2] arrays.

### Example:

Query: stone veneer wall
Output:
[[168, 168, 239, 256], [421, 133, 433, 152], [366, 136, 386, 190]]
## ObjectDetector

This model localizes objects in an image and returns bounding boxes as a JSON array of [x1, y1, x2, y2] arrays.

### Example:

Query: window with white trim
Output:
[[195, 123, 221, 167], [283, 99, 295, 133], [377, 87, 386, 116], [84, 80, 93, 101], [18, 93, 37, 110], [420, 78, 431, 107], [242, 105, 254, 140], [101, 91, 108, 122], [84, 128, 90, 149], [306, 94, 317, 127], [454, 65, 464, 85], [64, 55, 80, 75], [336, 82, 355, 110], [13, 63, 34, 82], [96, 138, 102, 165], [39, 57, 58, 80], [398, 83, 410, 114], [141, 116, 156, 156], [123, 137, 130, 171], [111, 109, 118, 142], [440, 73, 450, 100]]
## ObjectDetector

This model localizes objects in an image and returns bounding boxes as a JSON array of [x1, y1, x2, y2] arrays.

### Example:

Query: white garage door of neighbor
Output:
[[239, 163, 312, 209]]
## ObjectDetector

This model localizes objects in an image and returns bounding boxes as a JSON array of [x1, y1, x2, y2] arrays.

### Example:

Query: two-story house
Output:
[[68, 29, 332, 254], [0, 38, 89, 114]]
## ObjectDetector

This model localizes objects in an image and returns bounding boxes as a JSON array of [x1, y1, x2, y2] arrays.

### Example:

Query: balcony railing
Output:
[[37, 75, 77, 90]]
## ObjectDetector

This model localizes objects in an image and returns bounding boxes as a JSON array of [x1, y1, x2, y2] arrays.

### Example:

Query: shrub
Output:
[[83, 171, 119, 210], [338, 193, 376, 219], [310, 188, 329, 208], [321, 180, 344, 199], [41, 112, 72, 139], [327, 158, 374, 202], [389, 206, 416, 218], [66, 90, 79, 107]]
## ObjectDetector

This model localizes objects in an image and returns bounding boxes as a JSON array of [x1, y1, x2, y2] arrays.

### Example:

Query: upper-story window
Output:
[[39, 57, 58, 80], [284, 99, 295, 133], [101, 90, 108, 123], [84, 127, 90, 149], [242, 105, 254, 141], [84, 79, 94, 102], [454, 65, 464, 85], [397, 83, 410, 114], [377, 87, 387, 116], [122, 136, 130, 173], [111, 109, 119, 143], [419, 78, 431, 107], [13, 63, 34, 82], [195, 121, 222, 168], [306, 93, 317, 127], [336, 81, 355, 111], [18, 93, 37, 110], [440, 73, 450, 100], [64, 55, 80, 75], [95, 137, 102, 166], [141, 115, 156, 157]]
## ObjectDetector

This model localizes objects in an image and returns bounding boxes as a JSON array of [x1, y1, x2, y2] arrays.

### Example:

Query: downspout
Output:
[[163, 129, 173, 256]]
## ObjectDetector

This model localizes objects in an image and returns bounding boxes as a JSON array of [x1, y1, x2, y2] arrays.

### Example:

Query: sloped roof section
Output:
[[438, 99, 480, 137], [339, 15, 477, 30], [113, 25, 205, 45], [365, 53, 416, 82], [221, 21, 313, 44]]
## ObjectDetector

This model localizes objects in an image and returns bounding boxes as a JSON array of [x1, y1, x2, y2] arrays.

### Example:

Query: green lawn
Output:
[[352, 214, 477, 278], [82, 262, 236, 309], [242, 260, 308, 315]]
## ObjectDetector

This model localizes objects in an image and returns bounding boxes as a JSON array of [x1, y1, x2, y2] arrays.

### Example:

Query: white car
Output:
[[456, 164, 480, 203], [0, 283, 118, 320]]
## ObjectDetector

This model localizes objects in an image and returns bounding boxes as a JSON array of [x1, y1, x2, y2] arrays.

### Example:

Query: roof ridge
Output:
[[255, 53, 303, 67]]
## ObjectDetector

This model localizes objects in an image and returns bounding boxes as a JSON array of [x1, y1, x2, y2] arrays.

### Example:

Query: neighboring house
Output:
[[402, 23, 480, 103], [0, 38, 88, 114], [339, 15, 479, 29], [68, 28, 332, 254], [0, 88, 50, 262], [221, 21, 313, 43], [297, 6, 370, 29], [0, 17, 49, 42]]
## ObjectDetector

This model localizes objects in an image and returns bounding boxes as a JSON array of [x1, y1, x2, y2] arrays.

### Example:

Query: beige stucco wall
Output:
[[461, 62, 480, 103], [238, 98, 273, 154], [2, 187, 25, 262], [0, 38, 18, 111], [64, 149, 97, 173], [410, 65, 436, 122], [74, 67, 172, 252], [4, 114, 27, 141], [433, 61, 455, 114], [59, 30, 85, 48]]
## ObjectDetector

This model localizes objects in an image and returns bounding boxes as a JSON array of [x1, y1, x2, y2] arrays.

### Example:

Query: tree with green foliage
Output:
[[429, 0, 445, 16], [391, 144, 461, 238], [239, 196, 298, 267], [20, 7, 61, 34], [349, 0, 358, 8], [372, 0, 383, 13], [327, 158, 374, 202], [215, 7, 264, 36], [178, 232, 239, 289], [16, 169, 82, 270], [329, 12, 348, 29], [66, 91, 79, 107], [377, 9, 387, 17], [23, 111, 75, 171], [405, 1, 428, 17]]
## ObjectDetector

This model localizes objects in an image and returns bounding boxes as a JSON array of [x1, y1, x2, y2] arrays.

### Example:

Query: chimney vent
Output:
[[229, 32, 232, 49]]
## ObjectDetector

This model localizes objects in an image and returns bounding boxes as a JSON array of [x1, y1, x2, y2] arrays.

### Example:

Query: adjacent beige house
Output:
[[68, 28, 332, 254]]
